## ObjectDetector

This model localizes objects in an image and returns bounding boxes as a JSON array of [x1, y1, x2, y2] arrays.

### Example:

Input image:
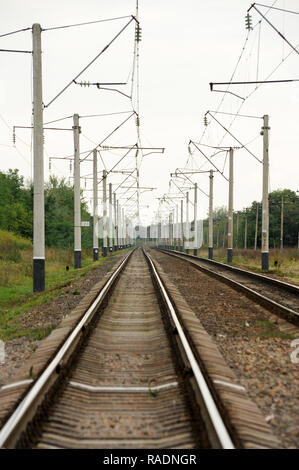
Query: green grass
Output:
[[0, 242, 130, 341], [195, 247, 299, 284], [254, 320, 294, 340]]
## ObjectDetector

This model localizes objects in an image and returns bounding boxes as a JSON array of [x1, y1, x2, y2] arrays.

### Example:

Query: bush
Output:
[[0, 230, 32, 262]]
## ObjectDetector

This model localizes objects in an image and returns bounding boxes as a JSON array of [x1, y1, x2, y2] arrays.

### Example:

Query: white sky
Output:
[[0, 0, 298, 226]]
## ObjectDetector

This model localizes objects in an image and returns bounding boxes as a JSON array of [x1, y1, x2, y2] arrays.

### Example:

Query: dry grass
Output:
[[198, 246, 299, 284], [0, 232, 130, 340]]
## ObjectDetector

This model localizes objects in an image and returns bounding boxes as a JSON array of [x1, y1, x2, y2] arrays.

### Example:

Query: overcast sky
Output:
[[0, 0, 298, 226]]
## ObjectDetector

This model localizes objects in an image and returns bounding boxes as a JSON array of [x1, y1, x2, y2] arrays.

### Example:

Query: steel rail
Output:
[[0, 249, 134, 449], [158, 249, 299, 326], [167, 249, 299, 295], [144, 249, 235, 449]]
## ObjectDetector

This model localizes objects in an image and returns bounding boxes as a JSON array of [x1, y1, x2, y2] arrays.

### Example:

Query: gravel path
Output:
[[0, 253, 127, 387], [150, 249, 299, 449]]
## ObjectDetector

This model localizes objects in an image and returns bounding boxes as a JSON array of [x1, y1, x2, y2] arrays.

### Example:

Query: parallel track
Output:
[[0, 248, 234, 449], [158, 249, 299, 327]]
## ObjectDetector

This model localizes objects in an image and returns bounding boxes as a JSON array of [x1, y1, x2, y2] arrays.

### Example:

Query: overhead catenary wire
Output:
[[208, 110, 263, 119], [0, 48, 32, 54], [252, 0, 279, 28], [190, 141, 229, 181], [44, 17, 136, 108], [199, 30, 251, 144], [80, 112, 136, 162], [42, 15, 135, 32], [207, 112, 262, 163], [0, 26, 31, 38], [252, 3, 299, 16], [44, 111, 133, 126], [256, 20, 262, 82], [249, 4, 299, 55], [200, 1, 280, 148]]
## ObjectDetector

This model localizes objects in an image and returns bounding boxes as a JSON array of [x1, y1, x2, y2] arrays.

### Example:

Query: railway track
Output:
[[0, 247, 235, 449], [158, 249, 299, 329], [0, 247, 280, 449]]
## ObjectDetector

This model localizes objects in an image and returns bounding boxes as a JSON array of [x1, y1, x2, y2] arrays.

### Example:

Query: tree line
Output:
[[0, 169, 298, 250], [0, 169, 93, 249], [202, 189, 299, 249]]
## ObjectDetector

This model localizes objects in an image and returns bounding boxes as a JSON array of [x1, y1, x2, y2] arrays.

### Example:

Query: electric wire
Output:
[[254, 3, 299, 15], [0, 27, 31, 38], [199, 30, 251, 144], [80, 112, 136, 162], [44, 17, 135, 108], [42, 16, 134, 32], [251, 4, 299, 55], [207, 112, 262, 163]]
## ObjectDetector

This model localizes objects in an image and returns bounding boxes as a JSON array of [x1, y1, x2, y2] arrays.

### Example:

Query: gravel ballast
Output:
[[150, 249, 299, 449]]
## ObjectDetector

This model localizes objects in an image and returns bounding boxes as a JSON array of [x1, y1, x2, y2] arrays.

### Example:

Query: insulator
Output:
[[135, 25, 142, 42], [136, 116, 140, 127], [70, 160, 72, 173], [204, 115, 208, 126], [85, 178, 87, 188], [42, 134, 45, 144], [188, 145, 192, 155], [245, 13, 252, 30], [49, 159, 51, 170], [12, 130, 16, 145]]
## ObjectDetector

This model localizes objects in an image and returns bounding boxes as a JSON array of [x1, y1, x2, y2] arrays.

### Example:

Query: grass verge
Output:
[[193, 247, 299, 284], [0, 246, 130, 341]]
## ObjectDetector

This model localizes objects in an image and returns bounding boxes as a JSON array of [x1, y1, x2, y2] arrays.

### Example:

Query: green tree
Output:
[[0, 169, 33, 237]]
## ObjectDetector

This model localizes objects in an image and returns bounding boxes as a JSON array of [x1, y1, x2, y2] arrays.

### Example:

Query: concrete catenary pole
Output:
[[116, 200, 121, 250], [280, 196, 284, 252], [186, 192, 190, 254], [227, 147, 234, 263], [254, 203, 259, 250], [118, 201, 122, 248], [168, 213, 172, 249], [122, 207, 125, 248], [32, 24, 45, 291], [244, 212, 248, 250], [180, 199, 184, 251], [236, 212, 239, 249], [109, 183, 113, 252], [193, 183, 198, 256], [208, 170, 214, 259], [261, 114, 270, 270], [113, 192, 118, 251], [122, 208, 125, 247], [175, 204, 179, 251], [102, 170, 107, 256], [73, 113, 81, 269], [93, 149, 99, 261]]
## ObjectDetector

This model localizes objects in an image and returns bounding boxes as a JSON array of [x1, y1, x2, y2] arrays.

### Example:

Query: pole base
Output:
[[227, 248, 233, 263], [102, 246, 107, 257], [93, 248, 98, 261], [74, 250, 81, 269], [33, 258, 45, 292], [261, 252, 269, 271], [208, 247, 213, 260], [193, 249, 198, 256], [109, 247, 113, 253], [180, 246, 183, 252]]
